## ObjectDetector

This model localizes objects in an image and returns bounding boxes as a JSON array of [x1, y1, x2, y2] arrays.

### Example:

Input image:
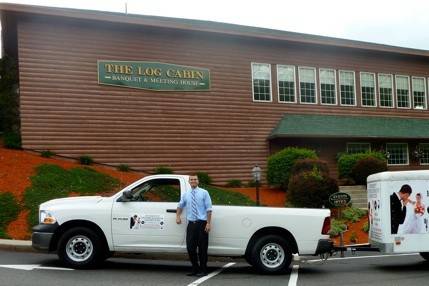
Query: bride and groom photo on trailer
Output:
[[390, 184, 427, 235]]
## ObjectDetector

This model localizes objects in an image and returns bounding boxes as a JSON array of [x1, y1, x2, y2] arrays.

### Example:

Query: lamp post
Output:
[[252, 165, 261, 206]]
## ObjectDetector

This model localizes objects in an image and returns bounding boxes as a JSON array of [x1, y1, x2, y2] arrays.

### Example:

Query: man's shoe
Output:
[[196, 272, 208, 277], [186, 272, 198, 276]]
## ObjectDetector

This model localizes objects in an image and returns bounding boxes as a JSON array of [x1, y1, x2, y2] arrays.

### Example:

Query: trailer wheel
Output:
[[58, 227, 103, 269], [420, 252, 429, 261], [250, 235, 292, 274]]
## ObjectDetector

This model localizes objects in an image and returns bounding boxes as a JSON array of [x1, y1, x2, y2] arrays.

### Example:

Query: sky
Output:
[[1, 0, 429, 52]]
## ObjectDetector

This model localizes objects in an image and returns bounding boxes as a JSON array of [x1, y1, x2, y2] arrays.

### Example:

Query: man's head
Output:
[[398, 184, 412, 200], [189, 174, 199, 189]]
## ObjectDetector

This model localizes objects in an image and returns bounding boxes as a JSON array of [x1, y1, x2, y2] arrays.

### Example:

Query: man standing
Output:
[[176, 174, 212, 276], [390, 184, 412, 234]]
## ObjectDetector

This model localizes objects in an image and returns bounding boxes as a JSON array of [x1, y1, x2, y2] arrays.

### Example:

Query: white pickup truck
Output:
[[32, 174, 333, 273]]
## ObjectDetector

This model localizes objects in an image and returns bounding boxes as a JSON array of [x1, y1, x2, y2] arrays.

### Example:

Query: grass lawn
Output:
[[24, 164, 119, 227]]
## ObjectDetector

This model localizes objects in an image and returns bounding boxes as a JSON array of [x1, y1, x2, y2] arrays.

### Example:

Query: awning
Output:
[[269, 114, 429, 139]]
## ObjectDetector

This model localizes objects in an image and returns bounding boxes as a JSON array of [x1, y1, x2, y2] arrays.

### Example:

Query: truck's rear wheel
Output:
[[420, 252, 429, 261], [58, 227, 103, 269], [251, 235, 292, 274]]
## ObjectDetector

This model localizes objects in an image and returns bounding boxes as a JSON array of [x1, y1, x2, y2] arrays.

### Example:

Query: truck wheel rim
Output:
[[65, 235, 93, 262], [260, 243, 285, 269]]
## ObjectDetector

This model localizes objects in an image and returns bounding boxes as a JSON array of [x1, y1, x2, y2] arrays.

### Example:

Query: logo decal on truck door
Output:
[[129, 214, 165, 230]]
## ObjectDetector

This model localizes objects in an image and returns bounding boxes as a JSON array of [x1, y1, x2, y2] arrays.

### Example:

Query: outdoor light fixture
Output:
[[252, 165, 261, 206]]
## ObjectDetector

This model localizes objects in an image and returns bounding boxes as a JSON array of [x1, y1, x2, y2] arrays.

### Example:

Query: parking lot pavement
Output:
[[1, 250, 429, 286]]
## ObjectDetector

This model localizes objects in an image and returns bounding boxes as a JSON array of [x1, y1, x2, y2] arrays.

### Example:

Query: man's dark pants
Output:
[[186, 220, 208, 273]]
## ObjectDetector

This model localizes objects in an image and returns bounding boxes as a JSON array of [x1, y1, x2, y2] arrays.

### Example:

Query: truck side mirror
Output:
[[118, 190, 133, 202]]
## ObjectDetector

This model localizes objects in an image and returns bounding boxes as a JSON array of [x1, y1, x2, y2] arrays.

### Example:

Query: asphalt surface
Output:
[[1, 250, 429, 286]]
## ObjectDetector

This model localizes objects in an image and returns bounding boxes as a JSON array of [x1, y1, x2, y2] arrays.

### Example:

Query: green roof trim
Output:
[[270, 114, 429, 139]]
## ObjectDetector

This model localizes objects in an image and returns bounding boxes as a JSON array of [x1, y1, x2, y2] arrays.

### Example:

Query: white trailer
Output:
[[367, 170, 429, 260]]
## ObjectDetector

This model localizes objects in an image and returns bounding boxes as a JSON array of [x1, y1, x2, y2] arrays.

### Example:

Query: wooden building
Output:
[[2, 3, 429, 184]]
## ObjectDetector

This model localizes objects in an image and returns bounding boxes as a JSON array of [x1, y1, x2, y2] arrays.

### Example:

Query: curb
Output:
[[0, 239, 34, 252], [0, 239, 241, 262]]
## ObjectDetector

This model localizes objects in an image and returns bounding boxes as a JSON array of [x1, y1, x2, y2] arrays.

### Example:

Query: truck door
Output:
[[111, 177, 187, 252]]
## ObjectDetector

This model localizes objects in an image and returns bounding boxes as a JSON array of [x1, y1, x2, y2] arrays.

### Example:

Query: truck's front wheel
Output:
[[251, 235, 292, 274], [58, 227, 103, 269]]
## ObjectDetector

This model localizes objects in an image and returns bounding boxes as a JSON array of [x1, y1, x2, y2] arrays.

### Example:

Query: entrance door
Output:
[[111, 177, 187, 252]]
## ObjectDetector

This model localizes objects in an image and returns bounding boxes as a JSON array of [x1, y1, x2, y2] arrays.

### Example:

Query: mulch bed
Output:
[[0, 147, 369, 244]]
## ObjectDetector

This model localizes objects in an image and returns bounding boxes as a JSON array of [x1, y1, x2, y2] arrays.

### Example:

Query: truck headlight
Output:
[[40, 210, 57, 224]]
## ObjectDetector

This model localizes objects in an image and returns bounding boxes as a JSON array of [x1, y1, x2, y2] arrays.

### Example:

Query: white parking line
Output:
[[288, 265, 299, 286], [187, 262, 236, 286], [0, 264, 74, 271], [304, 253, 419, 263]]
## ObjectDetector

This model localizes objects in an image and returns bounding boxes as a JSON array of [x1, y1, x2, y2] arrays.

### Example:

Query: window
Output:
[[277, 65, 296, 103], [299, 67, 317, 104], [252, 63, 272, 102], [319, 68, 337, 105], [360, 72, 376, 107], [395, 75, 410, 108], [386, 143, 408, 165], [412, 77, 427, 109], [125, 178, 181, 202], [347, 143, 371, 154], [378, 74, 394, 108], [339, 70, 356, 106], [419, 144, 429, 165]]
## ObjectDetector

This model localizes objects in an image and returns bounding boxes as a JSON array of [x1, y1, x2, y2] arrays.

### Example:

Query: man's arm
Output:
[[204, 191, 213, 232], [205, 211, 212, 232], [176, 207, 183, 224]]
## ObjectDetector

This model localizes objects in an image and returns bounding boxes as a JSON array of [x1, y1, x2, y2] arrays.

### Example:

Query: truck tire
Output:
[[58, 227, 104, 269], [420, 252, 429, 261], [250, 235, 292, 274]]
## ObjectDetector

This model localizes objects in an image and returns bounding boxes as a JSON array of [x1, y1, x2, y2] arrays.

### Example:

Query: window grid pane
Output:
[[386, 143, 408, 165], [299, 68, 316, 103], [419, 144, 429, 165], [252, 63, 271, 101], [361, 73, 376, 107], [320, 69, 336, 104], [412, 78, 427, 109], [278, 66, 295, 102], [279, 81, 295, 102], [347, 143, 371, 154], [340, 71, 355, 105], [379, 75, 393, 107], [396, 76, 410, 108]]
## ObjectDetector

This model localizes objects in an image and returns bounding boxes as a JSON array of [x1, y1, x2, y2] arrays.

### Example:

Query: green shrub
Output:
[[78, 155, 93, 165], [342, 207, 368, 223], [24, 164, 119, 227], [117, 164, 130, 172], [0, 55, 20, 134], [3, 132, 21, 149], [196, 172, 212, 186], [153, 165, 173, 174], [0, 192, 20, 238], [287, 169, 338, 208], [351, 157, 387, 185], [246, 180, 257, 187], [41, 150, 55, 158], [225, 179, 243, 188], [362, 221, 369, 233], [267, 147, 317, 190], [328, 219, 347, 237], [291, 158, 330, 177], [337, 151, 386, 180]]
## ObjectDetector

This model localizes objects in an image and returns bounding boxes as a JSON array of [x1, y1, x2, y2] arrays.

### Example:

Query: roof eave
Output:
[[1, 3, 429, 58]]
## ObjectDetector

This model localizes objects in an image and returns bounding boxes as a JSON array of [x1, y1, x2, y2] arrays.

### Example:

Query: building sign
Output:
[[329, 192, 351, 207], [98, 61, 210, 91]]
